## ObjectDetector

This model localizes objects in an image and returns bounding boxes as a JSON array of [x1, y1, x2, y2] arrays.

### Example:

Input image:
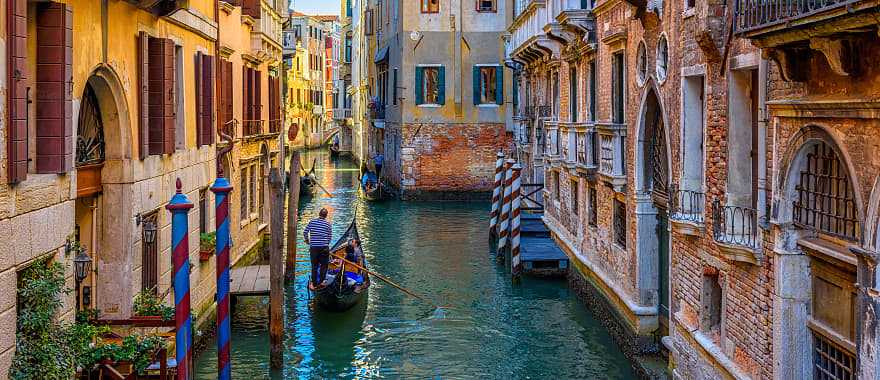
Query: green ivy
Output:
[[200, 231, 217, 252], [9, 261, 166, 379]]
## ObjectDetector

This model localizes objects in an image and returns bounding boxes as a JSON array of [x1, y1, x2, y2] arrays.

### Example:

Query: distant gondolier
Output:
[[373, 153, 384, 176], [304, 208, 333, 286]]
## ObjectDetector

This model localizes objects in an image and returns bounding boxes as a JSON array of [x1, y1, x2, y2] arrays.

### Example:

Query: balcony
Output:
[[243, 119, 265, 136], [333, 108, 352, 120], [734, 0, 877, 37], [249, 1, 283, 63], [596, 122, 627, 192], [268, 119, 281, 134], [507, 1, 563, 65], [313, 104, 324, 115], [575, 125, 597, 176], [669, 184, 705, 236], [712, 199, 762, 265]]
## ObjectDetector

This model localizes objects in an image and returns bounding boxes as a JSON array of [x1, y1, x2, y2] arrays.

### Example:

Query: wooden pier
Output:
[[494, 212, 569, 276], [230, 265, 270, 296]]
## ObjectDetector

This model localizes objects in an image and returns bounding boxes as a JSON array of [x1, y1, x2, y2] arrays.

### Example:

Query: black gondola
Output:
[[360, 170, 382, 201], [329, 142, 340, 157], [300, 158, 318, 196], [308, 219, 370, 311]]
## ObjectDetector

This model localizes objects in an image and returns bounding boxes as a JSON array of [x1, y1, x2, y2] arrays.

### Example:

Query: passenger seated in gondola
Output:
[[362, 175, 376, 193], [342, 240, 364, 286]]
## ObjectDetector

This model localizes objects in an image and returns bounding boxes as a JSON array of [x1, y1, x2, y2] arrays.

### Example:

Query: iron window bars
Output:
[[712, 199, 760, 251], [792, 142, 860, 241], [813, 332, 856, 380], [669, 183, 705, 224], [614, 199, 626, 248]]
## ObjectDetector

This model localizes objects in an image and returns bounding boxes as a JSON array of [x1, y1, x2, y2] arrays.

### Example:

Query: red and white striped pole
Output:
[[489, 152, 505, 238], [497, 159, 515, 251], [510, 164, 523, 278]]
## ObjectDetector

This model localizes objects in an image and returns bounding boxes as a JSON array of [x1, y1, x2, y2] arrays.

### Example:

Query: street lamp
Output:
[[143, 220, 158, 245], [73, 248, 92, 312]]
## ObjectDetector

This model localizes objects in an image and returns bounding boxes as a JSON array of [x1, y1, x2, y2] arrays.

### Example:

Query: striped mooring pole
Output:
[[166, 179, 193, 380], [489, 152, 505, 238], [497, 159, 515, 251], [211, 175, 233, 380], [510, 164, 523, 278]]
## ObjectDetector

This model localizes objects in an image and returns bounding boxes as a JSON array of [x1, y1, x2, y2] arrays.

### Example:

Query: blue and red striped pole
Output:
[[166, 178, 193, 380], [211, 175, 233, 380]]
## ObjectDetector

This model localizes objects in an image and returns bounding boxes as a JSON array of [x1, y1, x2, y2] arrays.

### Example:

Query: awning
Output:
[[372, 121, 385, 129], [374, 46, 389, 63]]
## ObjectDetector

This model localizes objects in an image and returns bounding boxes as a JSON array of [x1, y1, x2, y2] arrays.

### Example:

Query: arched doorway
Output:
[[76, 66, 136, 319], [635, 87, 671, 334]]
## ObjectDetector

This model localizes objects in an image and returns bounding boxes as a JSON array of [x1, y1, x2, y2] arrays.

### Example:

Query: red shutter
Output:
[[35, 3, 73, 174], [255, 70, 262, 129], [201, 54, 215, 145], [242, 66, 249, 127], [194, 52, 203, 146], [224, 60, 233, 128], [148, 37, 174, 155], [138, 32, 150, 160], [6, 0, 28, 182]]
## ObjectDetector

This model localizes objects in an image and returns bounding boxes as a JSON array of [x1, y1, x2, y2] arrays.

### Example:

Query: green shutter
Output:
[[437, 66, 446, 105], [496, 66, 504, 105], [415, 66, 424, 105], [473, 66, 481, 105]]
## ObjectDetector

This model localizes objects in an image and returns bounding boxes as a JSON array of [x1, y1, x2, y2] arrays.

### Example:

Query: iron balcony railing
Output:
[[243, 120, 265, 136], [268, 119, 282, 134], [536, 105, 552, 119], [733, 0, 860, 34], [669, 184, 705, 224], [712, 199, 760, 251]]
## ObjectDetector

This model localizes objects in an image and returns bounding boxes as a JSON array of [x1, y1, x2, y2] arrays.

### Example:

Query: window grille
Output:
[[793, 142, 860, 241], [649, 106, 668, 201], [614, 199, 626, 248], [813, 332, 855, 380], [588, 187, 598, 227]]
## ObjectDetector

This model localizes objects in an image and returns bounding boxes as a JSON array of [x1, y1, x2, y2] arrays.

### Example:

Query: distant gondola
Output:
[[360, 170, 382, 201], [308, 219, 370, 311], [300, 173, 317, 196], [329, 143, 340, 157]]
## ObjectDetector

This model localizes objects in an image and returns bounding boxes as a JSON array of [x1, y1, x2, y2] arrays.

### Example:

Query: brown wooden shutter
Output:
[[138, 32, 150, 160], [194, 52, 203, 146], [201, 54, 215, 145], [6, 0, 28, 182], [242, 66, 249, 126], [255, 70, 262, 128], [148, 37, 174, 155], [35, 3, 73, 174], [224, 60, 233, 128]]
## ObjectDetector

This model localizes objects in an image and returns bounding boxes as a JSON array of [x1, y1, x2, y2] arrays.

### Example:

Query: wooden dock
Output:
[[520, 236, 569, 275], [229, 265, 270, 296]]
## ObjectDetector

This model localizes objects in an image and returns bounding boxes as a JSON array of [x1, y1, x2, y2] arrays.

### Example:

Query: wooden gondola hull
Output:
[[310, 218, 370, 312], [314, 280, 367, 312]]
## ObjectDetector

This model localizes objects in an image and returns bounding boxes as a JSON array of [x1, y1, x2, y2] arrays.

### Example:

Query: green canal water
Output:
[[194, 151, 634, 379]]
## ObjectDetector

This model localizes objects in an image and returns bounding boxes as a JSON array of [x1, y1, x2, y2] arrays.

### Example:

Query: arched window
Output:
[[76, 84, 105, 166], [655, 36, 668, 83], [636, 41, 648, 85], [792, 141, 860, 241]]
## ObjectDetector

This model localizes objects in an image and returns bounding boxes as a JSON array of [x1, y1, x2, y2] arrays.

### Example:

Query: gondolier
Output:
[[304, 208, 333, 286], [373, 153, 384, 176]]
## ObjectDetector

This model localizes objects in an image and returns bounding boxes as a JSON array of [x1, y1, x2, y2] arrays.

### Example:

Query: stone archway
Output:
[[633, 84, 672, 334], [772, 124, 865, 378], [81, 65, 137, 319]]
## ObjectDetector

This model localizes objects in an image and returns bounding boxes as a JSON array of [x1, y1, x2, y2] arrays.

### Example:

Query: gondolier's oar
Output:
[[330, 253, 439, 307], [314, 181, 332, 196]]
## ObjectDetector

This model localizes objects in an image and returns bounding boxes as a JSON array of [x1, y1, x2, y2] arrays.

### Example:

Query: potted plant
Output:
[[199, 232, 216, 262], [132, 290, 174, 322]]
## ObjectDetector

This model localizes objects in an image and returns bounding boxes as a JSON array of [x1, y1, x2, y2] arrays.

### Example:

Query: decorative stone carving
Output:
[[696, 30, 721, 63], [763, 47, 808, 82], [809, 37, 855, 76]]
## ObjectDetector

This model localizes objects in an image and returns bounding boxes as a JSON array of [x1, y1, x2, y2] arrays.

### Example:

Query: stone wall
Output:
[[385, 122, 511, 200]]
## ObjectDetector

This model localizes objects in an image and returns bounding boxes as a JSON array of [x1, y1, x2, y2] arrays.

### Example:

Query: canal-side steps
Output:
[[493, 212, 569, 277]]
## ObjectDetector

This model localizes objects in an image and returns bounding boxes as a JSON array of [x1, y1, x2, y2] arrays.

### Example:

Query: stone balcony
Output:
[[596, 122, 626, 192], [248, 0, 283, 64]]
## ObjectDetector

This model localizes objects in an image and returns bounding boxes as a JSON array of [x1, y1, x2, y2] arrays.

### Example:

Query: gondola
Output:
[[308, 219, 370, 311], [360, 170, 382, 201], [300, 158, 318, 196], [329, 142, 340, 157]]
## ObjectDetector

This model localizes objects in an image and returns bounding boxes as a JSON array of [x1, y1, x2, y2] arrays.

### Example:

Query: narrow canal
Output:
[[194, 150, 633, 379]]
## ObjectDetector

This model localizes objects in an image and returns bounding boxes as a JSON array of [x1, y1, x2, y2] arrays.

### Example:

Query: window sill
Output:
[[418, 104, 442, 108], [682, 7, 696, 19], [477, 104, 500, 108]]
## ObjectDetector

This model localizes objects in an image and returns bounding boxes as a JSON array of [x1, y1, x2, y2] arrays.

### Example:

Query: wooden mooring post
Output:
[[509, 164, 523, 280], [488, 152, 505, 239], [285, 151, 301, 281], [268, 168, 285, 370], [497, 159, 515, 256]]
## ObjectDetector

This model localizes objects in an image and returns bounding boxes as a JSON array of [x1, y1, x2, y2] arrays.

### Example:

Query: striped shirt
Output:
[[304, 218, 332, 248]]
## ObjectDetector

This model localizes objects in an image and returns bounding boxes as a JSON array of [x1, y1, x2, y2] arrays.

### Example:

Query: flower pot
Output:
[[199, 249, 214, 262]]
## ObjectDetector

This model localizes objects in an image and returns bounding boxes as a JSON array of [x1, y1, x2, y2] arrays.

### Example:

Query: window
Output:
[[416, 65, 444, 105], [474, 65, 502, 105], [554, 172, 561, 200], [588, 60, 596, 122], [810, 257, 857, 380], [636, 42, 647, 85], [392, 68, 399, 105], [552, 71, 560, 118], [365, 9, 374, 35], [571, 180, 579, 216], [588, 187, 597, 227], [613, 199, 626, 248], [700, 271, 722, 333], [569, 66, 578, 122], [240, 166, 248, 220], [682, 75, 705, 195], [656, 36, 669, 83], [345, 36, 352, 63], [476, 0, 496, 12], [422, 0, 439, 13], [141, 212, 159, 294], [793, 142, 860, 241], [139, 32, 176, 157], [612, 52, 625, 123]]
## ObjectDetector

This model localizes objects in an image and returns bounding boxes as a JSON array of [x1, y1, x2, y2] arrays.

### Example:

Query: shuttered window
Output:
[[34, 3, 74, 174], [142, 35, 175, 156], [6, 0, 29, 182], [195, 53, 215, 146], [415, 65, 444, 106], [268, 75, 281, 133], [472, 65, 503, 106], [219, 59, 233, 130]]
